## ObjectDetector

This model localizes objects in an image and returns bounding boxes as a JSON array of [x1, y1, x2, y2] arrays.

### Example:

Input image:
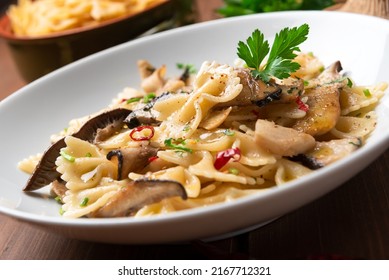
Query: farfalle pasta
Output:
[[19, 51, 387, 218]]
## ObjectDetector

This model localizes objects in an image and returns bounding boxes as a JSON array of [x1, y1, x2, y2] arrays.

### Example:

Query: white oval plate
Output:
[[1, 11, 388, 244]]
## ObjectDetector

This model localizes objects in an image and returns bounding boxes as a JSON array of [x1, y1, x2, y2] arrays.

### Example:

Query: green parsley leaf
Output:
[[237, 24, 309, 83], [252, 57, 301, 82], [237, 29, 269, 70], [268, 24, 309, 62]]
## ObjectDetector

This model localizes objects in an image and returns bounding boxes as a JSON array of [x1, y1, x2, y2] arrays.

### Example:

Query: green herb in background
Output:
[[218, 0, 335, 17]]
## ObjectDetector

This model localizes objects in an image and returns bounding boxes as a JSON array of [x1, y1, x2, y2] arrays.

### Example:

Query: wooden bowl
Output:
[[0, 0, 174, 82]]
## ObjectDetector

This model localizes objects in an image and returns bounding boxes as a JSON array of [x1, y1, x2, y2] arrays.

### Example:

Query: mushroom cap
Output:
[[24, 108, 132, 191]]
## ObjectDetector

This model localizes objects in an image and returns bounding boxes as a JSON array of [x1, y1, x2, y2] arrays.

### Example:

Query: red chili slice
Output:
[[296, 97, 309, 112], [130, 126, 155, 141], [148, 156, 159, 163], [214, 147, 241, 170]]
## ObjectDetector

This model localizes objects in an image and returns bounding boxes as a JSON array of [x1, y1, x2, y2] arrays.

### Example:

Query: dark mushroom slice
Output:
[[23, 139, 66, 192], [124, 102, 157, 129], [106, 145, 158, 180], [74, 108, 132, 143], [23, 108, 132, 192], [218, 68, 304, 107], [124, 92, 172, 128], [88, 179, 188, 218], [289, 138, 362, 169]]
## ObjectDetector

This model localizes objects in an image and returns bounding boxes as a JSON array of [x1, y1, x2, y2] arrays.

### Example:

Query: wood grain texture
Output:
[[1, 0, 389, 260]]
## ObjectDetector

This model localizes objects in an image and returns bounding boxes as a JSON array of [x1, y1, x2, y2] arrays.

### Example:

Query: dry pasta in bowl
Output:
[[18, 24, 387, 218]]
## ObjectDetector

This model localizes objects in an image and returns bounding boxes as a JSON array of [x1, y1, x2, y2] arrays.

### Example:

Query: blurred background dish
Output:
[[0, 0, 177, 82]]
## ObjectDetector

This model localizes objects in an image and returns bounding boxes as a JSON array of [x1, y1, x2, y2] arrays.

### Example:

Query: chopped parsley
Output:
[[228, 167, 240, 175], [363, 88, 372, 97], [346, 78, 353, 88], [126, 97, 142, 104], [164, 138, 193, 153], [80, 197, 89, 207], [60, 150, 75, 162], [237, 24, 309, 83], [143, 93, 156, 103]]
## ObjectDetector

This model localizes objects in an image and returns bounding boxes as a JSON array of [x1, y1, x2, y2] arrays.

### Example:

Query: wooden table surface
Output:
[[1, 0, 389, 260]]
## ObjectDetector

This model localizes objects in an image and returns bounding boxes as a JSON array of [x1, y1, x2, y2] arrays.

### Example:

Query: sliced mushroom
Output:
[[292, 61, 344, 136], [24, 139, 66, 192], [138, 60, 156, 79], [141, 65, 166, 93], [72, 108, 131, 143], [23, 108, 131, 192], [254, 119, 316, 157], [290, 138, 362, 169], [219, 68, 304, 107], [124, 92, 172, 128], [50, 179, 67, 202], [124, 103, 157, 129], [88, 179, 187, 218], [106, 145, 158, 180]]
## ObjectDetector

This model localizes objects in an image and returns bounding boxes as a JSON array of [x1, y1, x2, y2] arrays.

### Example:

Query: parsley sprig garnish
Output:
[[237, 24, 309, 83]]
